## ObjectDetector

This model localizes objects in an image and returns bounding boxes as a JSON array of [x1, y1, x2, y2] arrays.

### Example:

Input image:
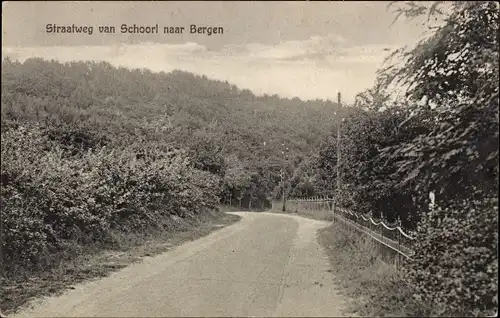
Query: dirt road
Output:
[[11, 212, 352, 317]]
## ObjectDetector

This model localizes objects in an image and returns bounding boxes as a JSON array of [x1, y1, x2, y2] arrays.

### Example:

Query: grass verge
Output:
[[317, 220, 434, 317], [1, 209, 241, 316]]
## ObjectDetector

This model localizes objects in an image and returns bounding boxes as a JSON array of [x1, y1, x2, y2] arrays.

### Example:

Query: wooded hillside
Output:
[[1, 56, 346, 274]]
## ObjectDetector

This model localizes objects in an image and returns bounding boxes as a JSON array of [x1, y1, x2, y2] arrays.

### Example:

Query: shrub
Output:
[[404, 196, 498, 316], [0, 121, 222, 272]]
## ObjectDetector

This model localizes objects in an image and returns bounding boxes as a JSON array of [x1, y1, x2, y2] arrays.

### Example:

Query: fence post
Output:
[[352, 213, 355, 235], [397, 217, 401, 270], [331, 197, 334, 222], [380, 212, 384, 261], [348, 211, 352, 235], [332, 197, 336, 223], [330, 197, 334, 222]]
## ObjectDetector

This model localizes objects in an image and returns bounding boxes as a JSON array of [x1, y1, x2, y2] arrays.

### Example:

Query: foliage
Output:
[[298, 2, 498, 316], [383, 1, 498, 106], [353, 78, 392, 111], [308, 105, 429, 226], [404, 196, 498, 316], [1, 55, 342, 272], [1, 123, 221, 270], [287, 157, 317, 198], [378, 1, 499, 206], [1, 56, 339, 209]]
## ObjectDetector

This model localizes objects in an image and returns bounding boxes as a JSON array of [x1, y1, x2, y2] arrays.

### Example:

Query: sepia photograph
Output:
[[1, 1, 498, 317]]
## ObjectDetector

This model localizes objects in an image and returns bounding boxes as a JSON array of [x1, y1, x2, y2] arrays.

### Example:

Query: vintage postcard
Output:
[[1, 2, 498, 317]]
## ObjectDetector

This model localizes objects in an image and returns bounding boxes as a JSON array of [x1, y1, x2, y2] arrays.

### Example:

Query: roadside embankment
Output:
[[317, 220, 433, 317], [1, 209, 241, 316]]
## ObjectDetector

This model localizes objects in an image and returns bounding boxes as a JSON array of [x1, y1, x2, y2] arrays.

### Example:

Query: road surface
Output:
[[11, 212, 352, 317]]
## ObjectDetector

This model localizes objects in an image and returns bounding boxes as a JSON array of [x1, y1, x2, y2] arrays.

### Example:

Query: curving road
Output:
[[11, 212, 351, 317]]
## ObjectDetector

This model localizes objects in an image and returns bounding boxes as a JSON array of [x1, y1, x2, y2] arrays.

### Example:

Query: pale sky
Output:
[[2, 1, 431, 103]]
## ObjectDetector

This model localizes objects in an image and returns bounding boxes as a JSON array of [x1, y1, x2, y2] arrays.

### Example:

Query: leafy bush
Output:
[[0, 121, 220, 272], [308, 106, 427, 227], [404, 196, 498, 316]]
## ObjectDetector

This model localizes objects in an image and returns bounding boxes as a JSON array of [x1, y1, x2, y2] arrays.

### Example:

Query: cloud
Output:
[[231, 34, 346, 61], [2, 35, 400, 103]]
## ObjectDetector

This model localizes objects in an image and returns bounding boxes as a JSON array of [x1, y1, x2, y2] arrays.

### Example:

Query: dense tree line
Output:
[[0, 57, 343, 207], [0, 55, 341, 273]]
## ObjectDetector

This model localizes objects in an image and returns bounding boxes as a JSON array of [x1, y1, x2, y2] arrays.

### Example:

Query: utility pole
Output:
[[333, 92, 342, 219], [336, 92, 342, 194], [281, 167, 286, 212], [281, 143, 288, 212]]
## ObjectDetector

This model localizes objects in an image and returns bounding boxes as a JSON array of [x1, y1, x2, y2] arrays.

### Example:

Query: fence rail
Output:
[[287, 197, 415, 268]]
